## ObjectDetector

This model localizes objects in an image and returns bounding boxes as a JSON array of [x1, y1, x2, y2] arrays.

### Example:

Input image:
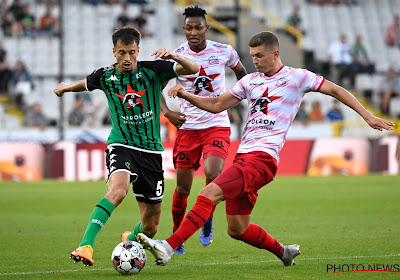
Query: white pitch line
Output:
[[1, 253, 399, 276]]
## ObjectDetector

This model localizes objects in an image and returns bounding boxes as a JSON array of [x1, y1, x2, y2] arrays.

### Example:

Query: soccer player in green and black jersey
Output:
[[54, 26, 199, 267]]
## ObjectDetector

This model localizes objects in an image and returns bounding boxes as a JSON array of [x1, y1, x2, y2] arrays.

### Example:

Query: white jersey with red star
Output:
[[174, 40, 240, 130], [229, 66, 325, 162]]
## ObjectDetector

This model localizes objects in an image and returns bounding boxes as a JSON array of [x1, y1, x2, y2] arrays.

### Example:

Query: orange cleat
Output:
[[121, 231, 132, 242], [70, 245, 94, 266]]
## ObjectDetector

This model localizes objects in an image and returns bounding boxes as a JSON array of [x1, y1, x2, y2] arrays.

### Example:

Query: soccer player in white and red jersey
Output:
[[165, 5, 247, 254], [137, 31, 394, 266]]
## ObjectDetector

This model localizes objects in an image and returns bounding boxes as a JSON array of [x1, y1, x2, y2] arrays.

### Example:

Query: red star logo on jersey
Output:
[[116, 84, 146, 112], [250, 88, 281, 115], [187, 66, 219, 94]]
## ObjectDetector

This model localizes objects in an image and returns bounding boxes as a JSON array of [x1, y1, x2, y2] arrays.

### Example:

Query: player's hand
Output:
[[168, 85, 188, 99], [365, 115, 395, 131], [54, 82, 67, 97], [151, 49, 177, 60], [164, 110, 186, 128]]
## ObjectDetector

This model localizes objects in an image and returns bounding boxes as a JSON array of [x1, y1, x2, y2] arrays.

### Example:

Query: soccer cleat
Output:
[[136, 233, 173, 266], [174, 244, 185, 255], [281, 244, 301, 266], [199, 217, 213, 246], [70, 245, 94, 266], [121, 231, 132, 242]]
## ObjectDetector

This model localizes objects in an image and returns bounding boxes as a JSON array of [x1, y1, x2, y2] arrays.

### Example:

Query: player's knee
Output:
[[106, 185, 129, 206], [227, 228, 243, 240], [204, 170, 221, 183], [176, 185, 191, 197], [198, 183, 224, 204]]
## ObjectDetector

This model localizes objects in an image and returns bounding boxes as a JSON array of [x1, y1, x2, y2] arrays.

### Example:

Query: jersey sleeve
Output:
[[86, 67, 107, 91], [226, 45, 241, 69], [293, 68, 325, 93], [229, 75, 249, 101], [140, 60, 178, 84]]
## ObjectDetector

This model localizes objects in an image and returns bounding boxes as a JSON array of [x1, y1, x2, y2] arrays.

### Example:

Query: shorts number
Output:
[[156, 180, 163, 197]]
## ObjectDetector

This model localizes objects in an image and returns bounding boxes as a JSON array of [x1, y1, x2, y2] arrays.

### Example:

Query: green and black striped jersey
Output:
[[86, 60, 178, 153]]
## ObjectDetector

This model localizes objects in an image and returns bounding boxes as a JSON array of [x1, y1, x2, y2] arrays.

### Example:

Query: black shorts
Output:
[[105, 145, 164, 204]]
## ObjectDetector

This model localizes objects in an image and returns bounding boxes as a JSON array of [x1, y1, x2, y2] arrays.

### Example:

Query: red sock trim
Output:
[[235, 223, 284, 259], [167, 195, 214, 250], [172, 189, 189, 231]]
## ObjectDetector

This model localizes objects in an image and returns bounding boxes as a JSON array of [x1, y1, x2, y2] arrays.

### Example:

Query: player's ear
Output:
[[274, 49, 279, 59], [112, 47, 116, 58], [205, 24, 209, 33]]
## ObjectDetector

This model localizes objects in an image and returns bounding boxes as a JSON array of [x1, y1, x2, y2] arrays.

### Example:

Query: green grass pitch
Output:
[[0, 175, 399, 279]]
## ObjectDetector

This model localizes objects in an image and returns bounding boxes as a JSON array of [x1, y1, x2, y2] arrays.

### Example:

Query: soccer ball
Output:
[[111, 241, 147, 275]]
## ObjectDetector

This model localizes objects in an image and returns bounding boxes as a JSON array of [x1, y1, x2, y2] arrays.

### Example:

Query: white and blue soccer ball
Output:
[[111, 241, 147, 275]]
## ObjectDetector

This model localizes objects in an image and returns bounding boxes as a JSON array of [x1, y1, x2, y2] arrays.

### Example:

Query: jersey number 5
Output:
[[156, 180, 163, 197]]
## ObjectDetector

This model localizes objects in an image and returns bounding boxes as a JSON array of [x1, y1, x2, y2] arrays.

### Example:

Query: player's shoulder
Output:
[[88, 64, 116, 77], [286, 66, 314, 75], [237, 72, 261, 87], [174, 42, 189, 54], [209, 40, 231, 50]]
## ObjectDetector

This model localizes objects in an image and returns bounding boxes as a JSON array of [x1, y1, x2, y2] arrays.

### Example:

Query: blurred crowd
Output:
[[0, 0, 399, 133], [0, 0, 153, 130], [306, 0, 360, 5], [84, 0, 147, 5], [0, 0, 59, 38], [286, 4, 400, 118], [115, 3, 152, 37], [294, 99, 344, 125]]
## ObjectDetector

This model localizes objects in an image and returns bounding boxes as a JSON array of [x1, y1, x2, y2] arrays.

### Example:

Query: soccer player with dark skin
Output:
[[54, 26, 199, 267], [150, 6, 247, 254], [136, 31, 394, 266]]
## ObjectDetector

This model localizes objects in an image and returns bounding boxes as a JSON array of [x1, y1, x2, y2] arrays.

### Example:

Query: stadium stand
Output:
[[0, 0, 399, 137]]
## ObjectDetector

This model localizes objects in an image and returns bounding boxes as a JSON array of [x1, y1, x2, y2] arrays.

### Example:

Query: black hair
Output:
[[112, 26, 141, 47], [248, 31, 279, 50], [183, 5, 207, 23]]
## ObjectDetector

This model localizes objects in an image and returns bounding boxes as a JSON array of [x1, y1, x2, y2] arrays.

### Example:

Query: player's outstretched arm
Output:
[[54, 79, 86, 97], [319, 80, 394, 131], [168, 85, 241, 113], [151, 49, 199, 75]]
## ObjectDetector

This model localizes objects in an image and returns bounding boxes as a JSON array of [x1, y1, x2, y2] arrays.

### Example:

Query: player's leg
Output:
[[200, 127, 230, 246], [172, 130, 202, 232], [173, 168, 195, 231], [122, 202, 162, 242], [171, 129, 202, 254], [171, 168, 195, 254], [223, 152, 300, 266], [71, 146, 133, 266], [122, 150, 164, 242], [71, 171, 130, 266], [200, 156, 224, 246], [139, 202, 162, 237], [227, 212, 300, 266], [226, 203, 285, 258], [137, 182, 224, 265]]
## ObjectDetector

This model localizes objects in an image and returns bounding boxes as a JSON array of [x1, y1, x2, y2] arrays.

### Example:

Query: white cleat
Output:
[[281, 244, 301, 266], [137, 233, 174, 266]]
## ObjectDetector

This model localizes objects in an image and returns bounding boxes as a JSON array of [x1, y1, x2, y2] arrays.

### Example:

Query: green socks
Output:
[[79, 199, 154, 246], [79, 198, 115, 247], [127, 221, 155, 241]]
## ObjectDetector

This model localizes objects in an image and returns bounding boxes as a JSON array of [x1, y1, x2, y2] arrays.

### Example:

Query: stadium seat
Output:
[[389, 97, 400, 118]]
